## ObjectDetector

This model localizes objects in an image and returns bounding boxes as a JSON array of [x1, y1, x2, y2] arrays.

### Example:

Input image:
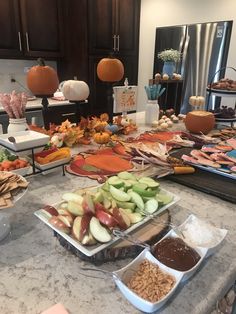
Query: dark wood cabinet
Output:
[[0, 0, 63, 59], [88, 0, 140, 55], [0, 0, 22, 57], [87, 0, 140, 116]]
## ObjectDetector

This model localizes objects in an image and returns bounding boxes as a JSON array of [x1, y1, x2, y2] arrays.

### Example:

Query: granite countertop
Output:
[[0, 115, 236, 314]]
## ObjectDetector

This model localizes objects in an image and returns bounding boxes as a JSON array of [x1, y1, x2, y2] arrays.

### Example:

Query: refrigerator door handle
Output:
[[181, 35, 190, 77]]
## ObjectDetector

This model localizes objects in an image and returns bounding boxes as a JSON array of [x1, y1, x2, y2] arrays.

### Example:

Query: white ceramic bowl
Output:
[[177, 214, 228, 257], [154, 229, 208, 282], [12, 165, 31, 176], [0, 131, 49, 151], [113, 249, 183, 313]]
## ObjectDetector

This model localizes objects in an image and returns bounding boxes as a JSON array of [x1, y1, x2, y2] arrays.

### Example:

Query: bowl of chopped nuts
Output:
[[113, 248, 183, 313]]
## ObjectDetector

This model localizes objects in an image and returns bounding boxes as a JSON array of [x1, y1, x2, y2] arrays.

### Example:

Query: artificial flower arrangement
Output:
[[29, 112, 138, 148], [157, 49, 181, 62]]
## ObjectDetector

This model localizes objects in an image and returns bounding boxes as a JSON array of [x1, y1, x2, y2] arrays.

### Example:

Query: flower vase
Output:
[[7, 118, 29, 133], [145, 100, 160, 125], [162, 61, 176, 77]]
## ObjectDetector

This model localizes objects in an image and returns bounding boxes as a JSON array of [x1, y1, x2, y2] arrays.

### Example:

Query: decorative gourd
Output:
[[62, 80, 90, 101], [93, 132, 111, 144], [189, 96, 205, 107], [105, 124, 119, 134], [97, 57, 124, 82], [184, 111, 215, 134], [27, 58, 59, 96]]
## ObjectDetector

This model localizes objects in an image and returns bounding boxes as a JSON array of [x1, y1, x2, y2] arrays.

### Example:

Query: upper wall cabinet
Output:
[[88, 0, 140, 55], [0, 0, 64, 59], [0, 0, 22, 57]]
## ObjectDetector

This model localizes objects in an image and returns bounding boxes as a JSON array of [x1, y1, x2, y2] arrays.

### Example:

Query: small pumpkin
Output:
[[97, 57, 124, 82], [184, 110, 215, 134], [27, 58, 59, 96], [62, 80, 90, 101], [93, 131, 111, 144], [189, 96, 205, 107]]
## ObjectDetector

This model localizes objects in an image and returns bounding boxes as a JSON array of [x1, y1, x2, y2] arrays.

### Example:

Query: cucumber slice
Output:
[[107, 176, 124, 188], [138, 177, 160, 188], [109, 185, 131, 202], [156, 193, 173, 205], [132, 185, 156, 197], [144, 199, 158, 214], [118, 171, 136, 180], [128, 191, 144, 210], [116, 201, 136, 211]]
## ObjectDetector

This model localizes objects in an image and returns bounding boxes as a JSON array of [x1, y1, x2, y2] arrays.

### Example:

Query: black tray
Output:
[[168, 148, 236, 204]]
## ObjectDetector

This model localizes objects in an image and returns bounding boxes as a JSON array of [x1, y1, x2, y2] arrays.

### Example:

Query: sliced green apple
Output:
[[109, 185, 131, 202], [118, 171, 136, 180], [138, 177, 160, 188], [144, 199, 158, 214], [127, 190, 144, 210], [89, 217, 112, 243], [107, 176, 124, 188]]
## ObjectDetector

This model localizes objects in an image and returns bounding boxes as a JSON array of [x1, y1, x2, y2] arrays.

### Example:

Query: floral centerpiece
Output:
[[157, 49, 181, 63], [157, 49, 181, 77]]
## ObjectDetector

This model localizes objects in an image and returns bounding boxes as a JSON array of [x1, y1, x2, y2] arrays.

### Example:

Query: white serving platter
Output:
[[34, 156, 71, 171], [0, 131, 50, 151], [34, 187, 180, 257]]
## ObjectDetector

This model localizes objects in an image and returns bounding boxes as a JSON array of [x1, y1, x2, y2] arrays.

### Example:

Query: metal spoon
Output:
[[78, 266, 120, 280]]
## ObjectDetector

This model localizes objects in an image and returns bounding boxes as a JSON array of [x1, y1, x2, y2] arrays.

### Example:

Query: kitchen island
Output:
[[0, 116, 236, 314]]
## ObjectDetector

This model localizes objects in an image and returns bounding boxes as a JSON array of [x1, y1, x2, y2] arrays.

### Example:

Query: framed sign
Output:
[[113, 86, 137, 113]]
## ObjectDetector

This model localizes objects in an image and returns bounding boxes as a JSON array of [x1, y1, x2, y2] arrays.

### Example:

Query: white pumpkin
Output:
[[189, 96, 205, 107], [62, 80, 90, 101]]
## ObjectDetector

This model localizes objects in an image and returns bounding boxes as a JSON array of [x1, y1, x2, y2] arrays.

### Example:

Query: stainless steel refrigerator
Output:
[[153, 21, 233, 113]]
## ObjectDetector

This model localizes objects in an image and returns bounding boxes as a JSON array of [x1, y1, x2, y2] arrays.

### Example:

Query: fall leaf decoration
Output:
[[84, 154, 133, 172]]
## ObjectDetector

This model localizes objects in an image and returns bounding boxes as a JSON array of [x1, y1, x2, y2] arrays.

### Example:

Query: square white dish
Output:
[[113, 248, 183, 313], [34, 187, 180, 257], [0, 131, 49, 151], [34, 156, 71, 171], [154, 229, 208, 282], [12, 165, 32, 176], [177, 214, 228, 257]]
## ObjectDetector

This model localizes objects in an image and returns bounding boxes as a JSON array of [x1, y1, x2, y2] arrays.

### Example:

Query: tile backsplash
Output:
[[0, 59, 57, 95]]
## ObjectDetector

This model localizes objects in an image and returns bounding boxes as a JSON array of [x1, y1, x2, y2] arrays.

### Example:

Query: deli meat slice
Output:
[[226, 138, 236, 149], [181, 154, 199, 164], [190, 150, 212, 160], [190, 150, 221, 168], [201, 146, 221, 153]]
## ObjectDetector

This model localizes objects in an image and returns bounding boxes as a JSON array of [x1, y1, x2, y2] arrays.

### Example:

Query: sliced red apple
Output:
[[112, 207, 130, 230], [57, 215, 73, 228], [95, 202, 108, 212], [57, 208, 74, 219], [89, 217, 112, 243], [49, 216, 70, 234], [42, 205, 58, 218], [82, 193, 95, 214], [81, 232, 97, 245], [95, 208, 118, 228], [67, 201, 84, 216], [72, 215, 92, 242]]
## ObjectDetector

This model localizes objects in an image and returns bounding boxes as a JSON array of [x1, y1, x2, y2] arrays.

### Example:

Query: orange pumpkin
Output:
[[184, 111, 215, 134], [97, 57, 124, 82], [27, 58, 59, 96], [93, 131, 111, 144]]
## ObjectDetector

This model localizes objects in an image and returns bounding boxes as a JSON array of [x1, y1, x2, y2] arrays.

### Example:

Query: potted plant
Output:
[[157, 49, 181, 77]]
